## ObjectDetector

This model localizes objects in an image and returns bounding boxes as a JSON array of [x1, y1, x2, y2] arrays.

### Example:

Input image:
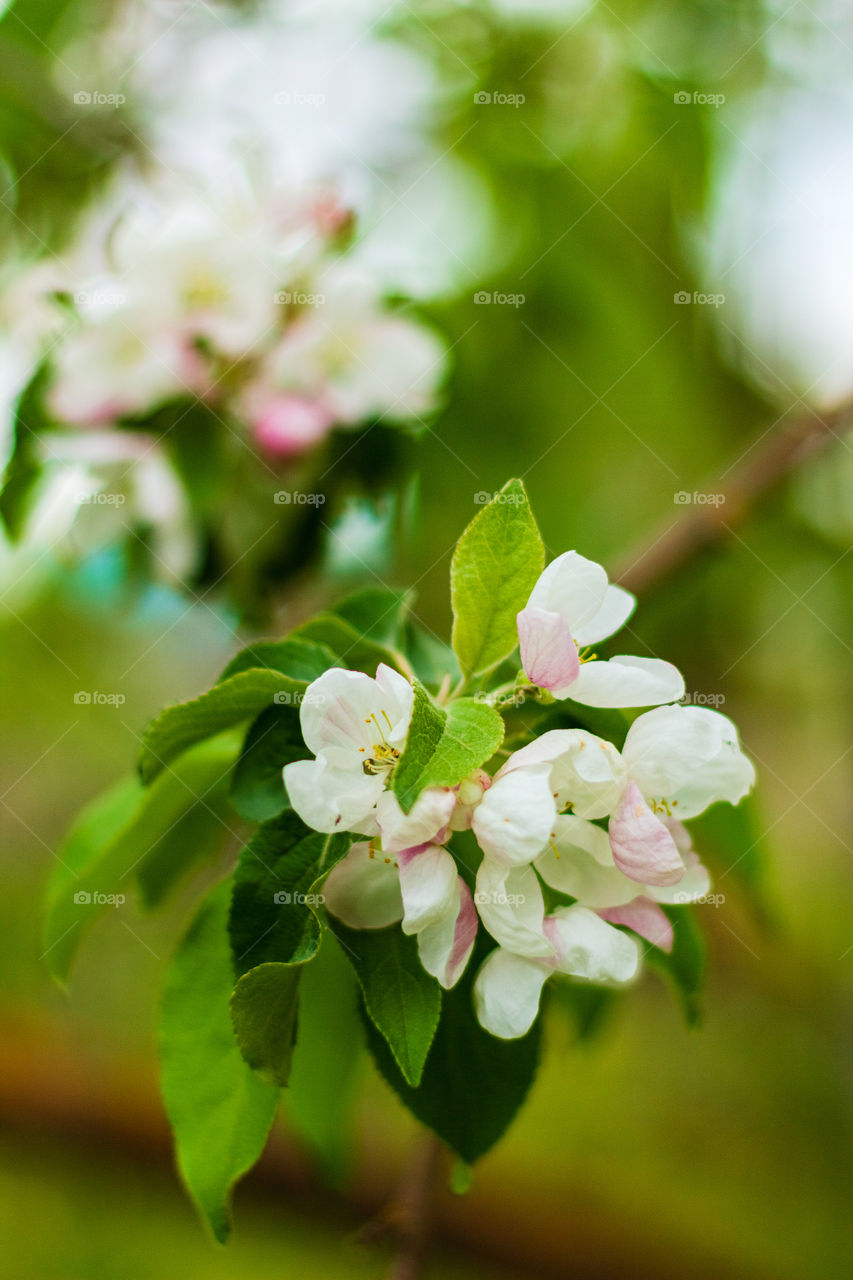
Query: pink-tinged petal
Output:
[[417, 877, 478, 989], [398, 843, 458, 935], [251, 394, 334, 457], [517, 605, 580, 692], [597, 897, 674, 952], [609, 780, 685, 886], [322, 841, 403, 928], [376, 786, 456, 854]]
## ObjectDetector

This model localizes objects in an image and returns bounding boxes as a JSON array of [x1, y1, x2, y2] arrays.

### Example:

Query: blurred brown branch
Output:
[[614, 398, 853, 595]]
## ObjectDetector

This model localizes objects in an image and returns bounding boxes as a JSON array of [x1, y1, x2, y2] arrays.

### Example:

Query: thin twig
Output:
[[614, 397, 853, 595], [385, 1131, 447, 1280]]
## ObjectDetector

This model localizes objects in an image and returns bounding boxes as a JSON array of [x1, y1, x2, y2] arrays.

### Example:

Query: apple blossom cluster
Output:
[[284, 550, 754, 1040]]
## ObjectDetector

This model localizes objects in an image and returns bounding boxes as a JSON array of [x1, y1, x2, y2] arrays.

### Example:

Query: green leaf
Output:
[[229, 705, 310, 822], [403, 619, 461, 687], [647, 906, 706, 1026], [229, 813, 349, 977], [43, 733, 241, 982], [450, 479, 544, 678], [230, 963, 301, 1088], [393, 691, 504, 814], [286, 933, 363, 1176], [160, 883, 279, 1242], [334, 585, 411, 647], [364, 952, 541, 1162], [137, 792, 232, 910], [219, 638, 337, 683], [139, 668, 306, 784], [391, 680, 445, 811], [292, 614, 395, 675], [330, 921, 441, 1087]]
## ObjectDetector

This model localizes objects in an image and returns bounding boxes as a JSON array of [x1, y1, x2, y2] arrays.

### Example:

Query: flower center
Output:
[[360, 710, 400, 777], [648, 797, 678, 816], [576, 645, 598, 664]]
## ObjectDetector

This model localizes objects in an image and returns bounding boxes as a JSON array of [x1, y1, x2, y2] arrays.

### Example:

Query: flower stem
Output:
[[386, 1131, 447, 1280]]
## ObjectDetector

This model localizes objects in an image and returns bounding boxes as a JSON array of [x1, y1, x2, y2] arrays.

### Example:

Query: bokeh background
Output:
[[1, 1, 851, 1277]]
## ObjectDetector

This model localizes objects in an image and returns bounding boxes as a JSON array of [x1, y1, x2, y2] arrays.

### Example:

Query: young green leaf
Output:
[[364, 952, 541, 1162], [139, 668, 305, 784], [230, 962, 302, 1087], [229, 813, 349, 977], [292, 613, 396, 676], [451, 478, 544, 678], [333, 585, 411, 647], [393, 693, 504, 814], [219, 637, 338, 683], [43, 732, 241, 982], [229, 704, 310, 822], [330, 921, 441, 1087], [160, 883, 279, 1243]]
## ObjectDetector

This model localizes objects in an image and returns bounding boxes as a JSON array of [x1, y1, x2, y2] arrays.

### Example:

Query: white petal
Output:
[[417, 877, 477, 989], [567, 656, 685, 708], [398, 844, 458, 935], [527, 551, 608, 632], [572, 584, 636, 646], [495, 729, 574, 778], [299, 664, 412, 758], [283, 756, 383, 833], [473, 948, 551, 1039], [623, 704, 720, 797], [550, 731, 627, 819], [376, 787, 456, 854], [546, 906, 640, 983], [471, 764, 556, 864], [322, 841, 403, 928], [474, 860, 551, 957]]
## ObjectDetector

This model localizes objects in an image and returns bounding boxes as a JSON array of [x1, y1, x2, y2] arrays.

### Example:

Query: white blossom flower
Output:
[[283, 665, 416, 834], [473, 905, 640, 1039], [323, 838, 477, 988], [517, 551, 684, 707]]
